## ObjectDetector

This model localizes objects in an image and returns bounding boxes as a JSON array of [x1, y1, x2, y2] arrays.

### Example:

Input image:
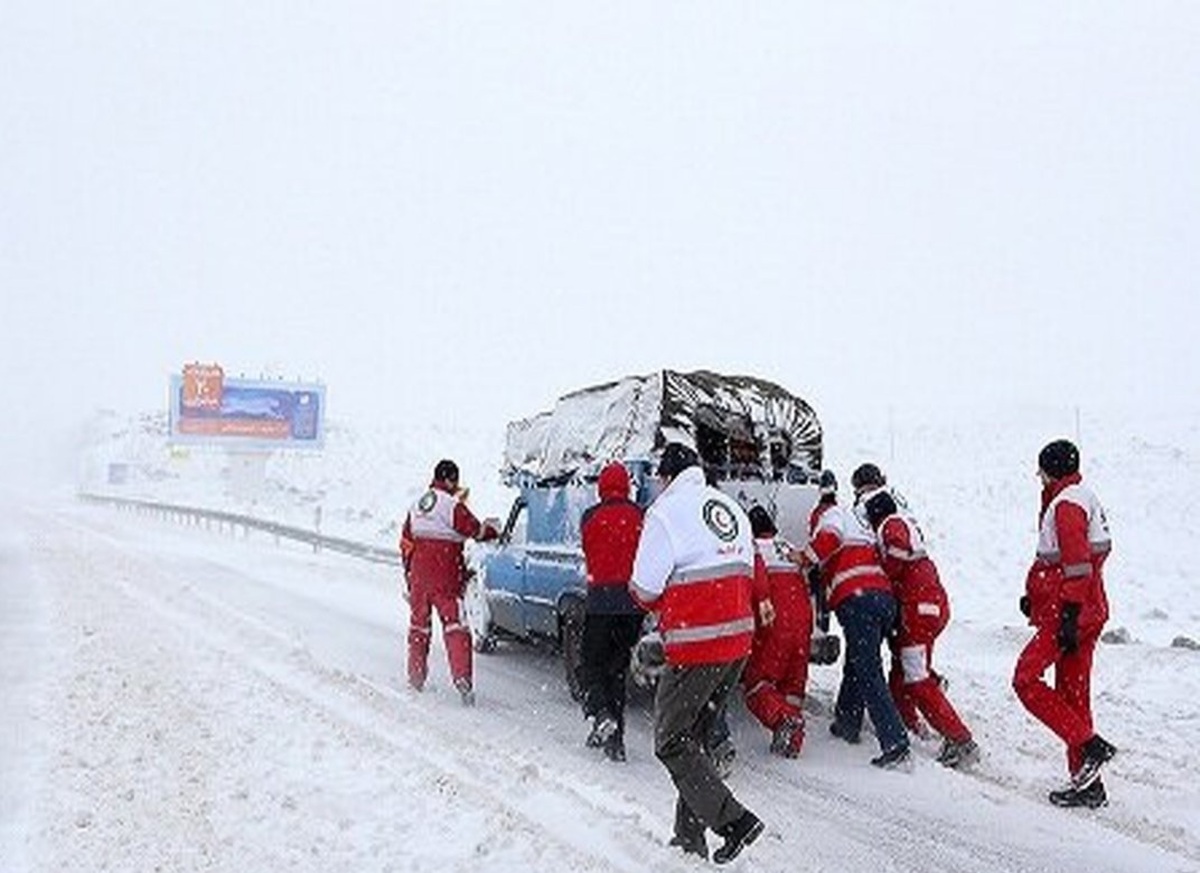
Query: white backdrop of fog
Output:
[[2, 3, 1197, 484]]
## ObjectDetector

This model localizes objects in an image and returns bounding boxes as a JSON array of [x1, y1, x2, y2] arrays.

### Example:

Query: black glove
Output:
[[1019, 595, 1031, 618], [1057, 602, 1081, 654]]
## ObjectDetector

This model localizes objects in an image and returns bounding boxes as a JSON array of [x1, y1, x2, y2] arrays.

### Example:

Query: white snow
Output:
[[3, 402, 1199, 872]]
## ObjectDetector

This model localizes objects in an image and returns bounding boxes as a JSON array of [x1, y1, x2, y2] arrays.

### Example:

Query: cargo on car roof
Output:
[[501, 369, 823, 487]]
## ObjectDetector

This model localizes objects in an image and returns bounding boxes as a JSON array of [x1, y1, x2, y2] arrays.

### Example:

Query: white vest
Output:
[[1036, 483, 1111, 569], [632, 467, 754, 601], [408, 488, 466, 542]]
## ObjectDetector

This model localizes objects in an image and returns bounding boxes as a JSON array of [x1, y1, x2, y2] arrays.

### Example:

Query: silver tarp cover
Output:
[[502, 370, 822, 483]]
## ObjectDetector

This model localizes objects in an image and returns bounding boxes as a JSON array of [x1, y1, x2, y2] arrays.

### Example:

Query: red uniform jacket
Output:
[[753, 537, 814, 640], [1025, 473, 1111, 632], [804, 501, 891, 611], [580, 463, 644, 615], [401, 481, 497, 597], [876, 512, 949, 640]]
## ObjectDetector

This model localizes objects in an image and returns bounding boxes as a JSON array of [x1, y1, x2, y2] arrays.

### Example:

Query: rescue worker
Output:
[[743, 505, 813, 758], [400, 459, 499, 706], [1012, 439, 1116, 808], [630, 442, 764, 864], [579, 461, 645, 762], [793, 470, 910, 768], [854, 471, 978, 769]]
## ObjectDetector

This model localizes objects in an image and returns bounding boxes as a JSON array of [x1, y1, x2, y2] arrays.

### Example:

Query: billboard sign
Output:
[[168, 363, 326, 449]]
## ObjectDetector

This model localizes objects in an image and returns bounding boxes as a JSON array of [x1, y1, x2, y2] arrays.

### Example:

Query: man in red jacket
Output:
[[579, 462, 645, 762], [853, 466, 977, 770], [744, 505, 813, 758], [630, 443, 763, 865], [1012, 439, 1116, 808], [400, 459, 499, 705]]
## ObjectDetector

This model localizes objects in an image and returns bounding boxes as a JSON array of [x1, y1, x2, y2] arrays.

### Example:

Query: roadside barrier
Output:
[[77, 493, 400, 566]]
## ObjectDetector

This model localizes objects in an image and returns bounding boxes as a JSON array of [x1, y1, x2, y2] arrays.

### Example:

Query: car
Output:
[[465, 369, 839, 699]]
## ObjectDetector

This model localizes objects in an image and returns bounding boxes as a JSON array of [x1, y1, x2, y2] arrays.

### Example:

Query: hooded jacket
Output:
[[580, 463, 644, 614]]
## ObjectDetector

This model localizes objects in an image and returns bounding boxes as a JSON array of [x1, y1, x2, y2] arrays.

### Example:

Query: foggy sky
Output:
[[2, 3, 1197, 481]]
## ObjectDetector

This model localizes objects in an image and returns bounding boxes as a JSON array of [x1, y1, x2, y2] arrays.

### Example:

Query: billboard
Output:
[[168, 363, 326, 449]]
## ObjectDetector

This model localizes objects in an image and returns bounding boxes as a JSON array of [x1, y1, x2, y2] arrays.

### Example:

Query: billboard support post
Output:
[[226, 450, 271, 502]]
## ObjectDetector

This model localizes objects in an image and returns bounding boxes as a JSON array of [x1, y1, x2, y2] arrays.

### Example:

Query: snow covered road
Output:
[[2, 500, 1196, 872]]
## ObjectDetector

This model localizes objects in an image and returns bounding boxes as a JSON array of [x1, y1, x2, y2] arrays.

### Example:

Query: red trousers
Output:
[[742, 625, 812, 733], [407, 583, 472, 689], [888, 637, 971, 744], [1012, 624, 1098, 775], [888, 604, 971, 744]]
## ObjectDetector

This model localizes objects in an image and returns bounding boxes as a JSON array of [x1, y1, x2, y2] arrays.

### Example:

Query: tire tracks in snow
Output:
[[38, 510, 697, 872]]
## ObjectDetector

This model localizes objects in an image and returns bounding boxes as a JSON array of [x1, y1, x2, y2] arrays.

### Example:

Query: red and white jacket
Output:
[[753, 536, 814, 638], [630, 467, 755, 666], [874, 510, 949, 635], [803, 501, 891, 611], [1026, 473, 1111, 632], [400, 481, 497, 596]]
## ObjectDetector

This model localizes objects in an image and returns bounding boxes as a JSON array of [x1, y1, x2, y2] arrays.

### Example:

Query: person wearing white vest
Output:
[[1012, 439, 1116, 809], [400, 459, 499, 705], [630, 443, 763, 865]]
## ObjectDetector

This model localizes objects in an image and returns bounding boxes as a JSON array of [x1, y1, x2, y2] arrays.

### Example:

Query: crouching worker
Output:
[[579, 461, 645, 762], [743, 505, 813, 758], [857, 481, 978, 769], [631, 443, 764, 864], [400, 459, 499, 706]]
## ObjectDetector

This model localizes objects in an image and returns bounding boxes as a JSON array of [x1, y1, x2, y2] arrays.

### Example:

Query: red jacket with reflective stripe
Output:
[[876, 514, 945, 609], [630, 467, 755, 666], [875, 512, 949, 635], [805, 502, 891, 611], [753, 537, 814, 639], [1025, 473, 1111, 631]]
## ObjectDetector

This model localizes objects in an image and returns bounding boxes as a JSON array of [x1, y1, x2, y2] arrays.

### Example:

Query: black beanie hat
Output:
[[863, 489, 898, 528], [433, 459, 460, 483], [657, 442, 700, 479], [747, 505, 777, 537], [851, 463, 887, 492], [818, 469, 838, 496], [1038, 439, 1080, 480]]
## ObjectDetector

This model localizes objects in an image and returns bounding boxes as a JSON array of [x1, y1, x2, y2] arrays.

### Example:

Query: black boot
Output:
[[712, 811, 764, 865], [668, 834, 708, 860], [603, 731, 626, 762], [1073, 735, 1116, 788], [671, 798, 707, 859], [870, 743, 911, 770], [1049, 779, 1108, 809], [829, 719, 861, 745]]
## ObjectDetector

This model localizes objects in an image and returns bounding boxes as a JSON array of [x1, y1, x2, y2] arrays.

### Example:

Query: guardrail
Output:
[[77, 493, 401, 566]]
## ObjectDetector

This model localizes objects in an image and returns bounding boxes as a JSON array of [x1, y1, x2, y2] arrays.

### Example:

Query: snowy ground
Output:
[[4, 403, 1199, 871]]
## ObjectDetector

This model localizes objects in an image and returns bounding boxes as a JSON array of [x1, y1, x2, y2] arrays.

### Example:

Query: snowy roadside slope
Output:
[[825, 403, 1200, 647], [2, 500, 1197, 872]]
